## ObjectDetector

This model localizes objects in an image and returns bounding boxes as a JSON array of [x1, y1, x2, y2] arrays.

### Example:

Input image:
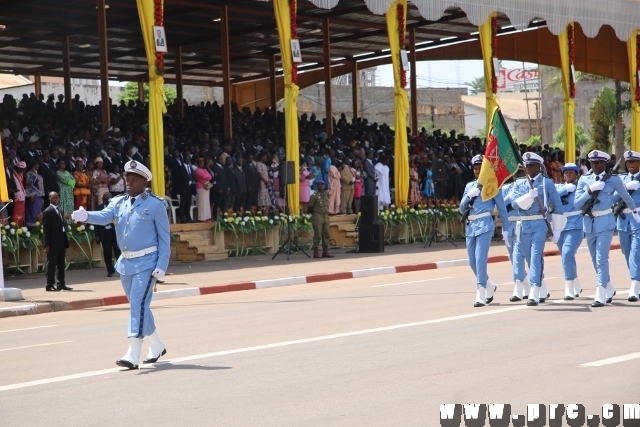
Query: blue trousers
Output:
[[586, 231, 614, 287], [121, 269, 156, 338], [556, 229, 584, 280], [466, 230, 492, 288], [506, 233, 516, 263], [513, 231, 546, 287], [618, 229, 640, 281]]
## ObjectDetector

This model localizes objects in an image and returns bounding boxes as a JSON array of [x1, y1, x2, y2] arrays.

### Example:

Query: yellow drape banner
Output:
[[627, 30, 640, 152], [558, 24, 576, 163], [0, 148, 8, 202], [137, 0, 166, 197], [273, 0, 300, 215], [385, 0, 409, 207], [479, 13, 498, 133]]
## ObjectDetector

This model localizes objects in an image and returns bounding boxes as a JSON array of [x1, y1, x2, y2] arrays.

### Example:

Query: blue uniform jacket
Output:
[[612, 172, 640, 232], [509, 174, 564, 234], [555, 183, 582, 231], [459, 180, 510, 237], [574, 173, 636, 233], [85, 193, 171, 275]]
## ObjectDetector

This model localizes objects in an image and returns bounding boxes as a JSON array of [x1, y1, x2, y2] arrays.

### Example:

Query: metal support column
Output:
[[138, 81, 145, 102], [63, 36, 72, 111], [409, 28, 418, 137], [323, 18, 333, 136], [351, 62, 358, 120], [34, 74, 41, 98], [220, 5, 232, 139], [269, 54, 277, 117], [97, 0, 110, 133]]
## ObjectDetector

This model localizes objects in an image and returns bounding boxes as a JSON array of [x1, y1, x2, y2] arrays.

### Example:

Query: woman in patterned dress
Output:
[[256, 152, 271, 210], [56, 159, 75, 216]]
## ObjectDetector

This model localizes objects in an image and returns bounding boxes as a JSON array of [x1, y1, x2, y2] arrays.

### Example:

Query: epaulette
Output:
[[583, 171, 594, 176], [146, 192, 164, 201]]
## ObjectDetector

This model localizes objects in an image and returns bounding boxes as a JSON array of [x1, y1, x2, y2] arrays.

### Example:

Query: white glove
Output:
[[467, 187, 481, 198], [502, 231, 510, 248], [152, 268, 165, 280], [552, 231, 560, 244], [528, 188, 539, 199], [589, 181, 605, 192], [564, 183, 576, 193], [71, 206, 88, 222], [626, 181, 640, 191], [633, 212, 640, 223]]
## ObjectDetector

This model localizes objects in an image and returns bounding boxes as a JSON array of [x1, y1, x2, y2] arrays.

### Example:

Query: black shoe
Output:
[[57, 285, 73, 291], [107, 272, 114, 277], [473, 302, 485, 308], [539, 298, 546, 303], [156, 279, 165, 284], [45, 285, 60, 292], [143, 349, 167, 364], [486, 285, 497, 304], [591, 301, 605, 308], [509, 296, 521, 302], [575, 289, 583, 298], [564, 296, 574, 301], [628, 296, 639, 302], [606, 291, 616, 304], [523, 294, 529, 299], [116, 359, 139, 370], [527, 299, 538, 306], [546, 293, 550, 298]]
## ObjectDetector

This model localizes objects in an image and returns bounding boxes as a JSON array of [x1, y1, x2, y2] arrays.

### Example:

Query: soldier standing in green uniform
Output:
[[308, 179, 334, 259]]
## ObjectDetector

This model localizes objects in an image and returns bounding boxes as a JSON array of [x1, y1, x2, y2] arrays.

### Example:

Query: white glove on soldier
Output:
[[626, 181, 640, 191], [152, 268, 165, 280], [528, 188, 539, 199], [633, 212, 640, 223], [71, 206, 88, 222], [467, 187, 481, 198], [502, 231, 510, 248], [552, 231, 560, 244], [564, 183, 576, 193], [589, 181, 605, 192]]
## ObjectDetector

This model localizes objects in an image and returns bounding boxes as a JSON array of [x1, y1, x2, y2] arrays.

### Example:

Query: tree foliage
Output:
[[553, 123, 591, 149], [464, 76, 485, 95], [118, 82, 177, 105], [589, 87, 616, 152]]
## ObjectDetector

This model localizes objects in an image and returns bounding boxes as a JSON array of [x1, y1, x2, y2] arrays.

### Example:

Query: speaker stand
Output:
[[424, 228, 457, 248], [272, 173, 311, 261]]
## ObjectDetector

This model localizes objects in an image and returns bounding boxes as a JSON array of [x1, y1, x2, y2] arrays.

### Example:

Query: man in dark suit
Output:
[[42, 192, 72, 291], [38, 152, 59, 209], [95, 192, 121, 277], [243, 154, 259, 208], [212, 153, 229, 215], [363, 149, 377, 197]]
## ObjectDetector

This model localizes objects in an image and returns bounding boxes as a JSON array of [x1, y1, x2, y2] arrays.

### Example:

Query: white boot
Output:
[[527, 286, 540, 306], [510, 281, 524, 302], [486, 281, 497, 304], [539, 280, 549, 303], [117, 338, 143, 369], [591, 285, 607, 307], [523, 278, 531, 299], [474, 286, 487, 307], [628, 280, 640, 302], [605, 282, 616, 303], [573, 277, 582, 297], [144, 330, 167, 364], [564, 280, 575, 300]]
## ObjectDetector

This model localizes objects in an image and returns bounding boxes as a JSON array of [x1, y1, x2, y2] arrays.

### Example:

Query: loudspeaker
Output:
[[279, 161, 295, 185], [432, 159, 447, 182], [360, 195, 378, 225], [359, 224, 384, 253]]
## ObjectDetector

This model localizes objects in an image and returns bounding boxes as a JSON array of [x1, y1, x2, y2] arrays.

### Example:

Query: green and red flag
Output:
[[478, 107, 521, 201]]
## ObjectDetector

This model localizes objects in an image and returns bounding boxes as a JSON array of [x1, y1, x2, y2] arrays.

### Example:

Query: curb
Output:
[[0, 243, 622, 319]]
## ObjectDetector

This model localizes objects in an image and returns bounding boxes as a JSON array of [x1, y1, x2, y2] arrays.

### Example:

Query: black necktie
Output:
[[130, 197, 136, 205]]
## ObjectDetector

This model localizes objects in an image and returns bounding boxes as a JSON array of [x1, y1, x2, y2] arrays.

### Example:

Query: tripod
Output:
[[424, 182, 456, 248], [272, 162, 311, 260]]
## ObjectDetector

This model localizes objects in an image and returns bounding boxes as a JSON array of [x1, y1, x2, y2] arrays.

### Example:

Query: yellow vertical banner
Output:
[[479, 13, 498, 132], [628, 30, 640, 152], [559, 23, 576, 163], [385, 0, 409, 207], [273, 0, 300, 214], [0, 148, 8, 202], [136, 0, 166, 196]]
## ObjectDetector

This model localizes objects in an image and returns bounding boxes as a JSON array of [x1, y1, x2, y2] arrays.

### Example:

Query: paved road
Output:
[[1, 251, 638, 426]]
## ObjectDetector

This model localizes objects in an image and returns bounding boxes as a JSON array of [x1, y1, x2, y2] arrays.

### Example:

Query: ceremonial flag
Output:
[[478, 107, 520, 201]]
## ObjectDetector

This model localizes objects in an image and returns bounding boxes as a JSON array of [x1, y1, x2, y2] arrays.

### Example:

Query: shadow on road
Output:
[[136, 363, 232, 374]]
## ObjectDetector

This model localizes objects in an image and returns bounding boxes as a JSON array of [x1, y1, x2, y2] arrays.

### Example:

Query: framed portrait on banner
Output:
[[400, 50, 409, 69], [291, 39, 302, 63], [153, 26, 168, 53]]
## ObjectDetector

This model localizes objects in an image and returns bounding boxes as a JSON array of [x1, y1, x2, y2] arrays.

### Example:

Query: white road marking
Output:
[[0, 341, 72, 353], [373, 277, 453, 288], [0, 325, 58, 334], [580, 352, 640, 367]]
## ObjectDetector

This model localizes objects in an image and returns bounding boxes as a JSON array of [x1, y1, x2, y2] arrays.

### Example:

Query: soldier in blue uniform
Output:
[[72, 160, 171, 369], [554, 163, 584, 300], [509, 152, 564, 306], [459, 155, 510, 307], [612, 150, 640, 302], [574, 150, 639, 307]]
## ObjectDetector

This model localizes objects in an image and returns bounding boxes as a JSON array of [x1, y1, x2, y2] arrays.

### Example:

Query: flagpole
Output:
[[498, 110, 554, 236]]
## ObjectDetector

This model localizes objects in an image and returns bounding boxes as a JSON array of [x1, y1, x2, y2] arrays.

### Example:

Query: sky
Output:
[[376, 60, 538, 89]]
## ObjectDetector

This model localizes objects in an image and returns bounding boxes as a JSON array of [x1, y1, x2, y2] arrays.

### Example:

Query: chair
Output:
[[164, 196, 180, 224], [190, 195, 198, 222]]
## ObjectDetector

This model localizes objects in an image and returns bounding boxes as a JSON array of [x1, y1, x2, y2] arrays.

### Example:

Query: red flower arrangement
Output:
[[490, 16, 498, 94], [636, 33, 640, 102], [290, 0, 298, 85], [397, 3, 407, 88], [154, 0, 164, 76], [568, 23, 575, 98]]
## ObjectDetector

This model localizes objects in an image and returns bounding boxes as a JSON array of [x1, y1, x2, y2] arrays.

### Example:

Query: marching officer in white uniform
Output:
[[459, 155, 510, 307], [554, 163, 584, 300], [72, 160, 171, 369], [612, 150, 640, 302], [509, 152, 564, 306], [574, 150, 639, 307]]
